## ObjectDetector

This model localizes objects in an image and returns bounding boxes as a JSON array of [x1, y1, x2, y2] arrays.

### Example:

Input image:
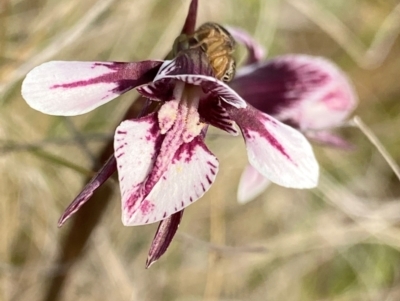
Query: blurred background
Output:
[[2, 0, 400, 300]]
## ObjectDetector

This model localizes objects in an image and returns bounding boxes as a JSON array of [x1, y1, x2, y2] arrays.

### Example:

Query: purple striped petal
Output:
[[154, 60, 247, 108], [22, 60, 162, 116], [226, 26, 266, 64], [137, 80, 174, 102], [141, 51, 247, 108], [155, 50, 214, 78], [230, 55, 357, 130], [227, 105, 319, 188], [237, 164, 271, 204]]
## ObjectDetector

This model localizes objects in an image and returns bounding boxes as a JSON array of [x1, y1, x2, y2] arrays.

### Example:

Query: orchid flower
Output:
[[21, 45, 319, 219], [228, 28, 358, 204], [20, 0, 322, 267]]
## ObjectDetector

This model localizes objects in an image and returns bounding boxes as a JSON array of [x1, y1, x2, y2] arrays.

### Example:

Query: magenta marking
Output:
[[115, 144, 125, 152], [207, 161, 217, 169], [51, 69, 117, 89], [323, 91, 349, 110], [140, 200, 155, 215], [228, 106, 293, 163], [145, 135, 154, 141], [50, 61, 161, 95], [172, 141, 195, 163], [126, 193, 138, 211], [247, 124, 291, 162]]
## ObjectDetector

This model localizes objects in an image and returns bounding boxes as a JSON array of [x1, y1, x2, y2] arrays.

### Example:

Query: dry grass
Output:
[[2, 0, 400, 300]]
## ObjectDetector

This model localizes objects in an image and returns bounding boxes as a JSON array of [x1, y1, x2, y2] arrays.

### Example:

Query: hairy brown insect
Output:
[[173, 22, 236, 82]]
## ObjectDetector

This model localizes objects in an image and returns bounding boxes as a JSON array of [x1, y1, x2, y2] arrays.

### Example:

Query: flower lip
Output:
[[115, 113, 219, 226]]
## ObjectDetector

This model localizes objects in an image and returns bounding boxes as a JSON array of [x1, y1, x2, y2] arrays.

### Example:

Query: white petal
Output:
[[237, 164, 271, 204], [124, 136, 219, 226], [22, 60, 161, 116], [230, 106, 319, 188]]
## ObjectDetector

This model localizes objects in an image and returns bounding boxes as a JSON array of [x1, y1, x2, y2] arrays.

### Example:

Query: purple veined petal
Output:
[[121, 135, 219, 226], [237, 164, 271, 204], [146, 210, 184, 268], [230, 55, 357, 130], [58, 155, 117, 227], [114, 113, 162, 226], [22, 60, 162, 116], [305, 130, 355, 150], [225, 26, 266, 65], [137, 80, 174, 102], [198, 96, 239, 135], [154, 60, 176, 79], [227, 105, 319, 188], [137, 50, 214, 101], [177, 73, 247, 109], [152, 52, 246, 108], [154, 64, 247, 108], [155, 50, 214, 79]]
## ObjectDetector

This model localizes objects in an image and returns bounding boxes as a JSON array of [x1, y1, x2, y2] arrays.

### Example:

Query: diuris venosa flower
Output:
[[22, 45, 319, 225]]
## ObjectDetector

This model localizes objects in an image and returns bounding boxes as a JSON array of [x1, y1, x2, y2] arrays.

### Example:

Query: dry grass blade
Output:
[[0, 0, 117, 99], [288, 0, 400, 69], [352, 115, 400, 181]]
